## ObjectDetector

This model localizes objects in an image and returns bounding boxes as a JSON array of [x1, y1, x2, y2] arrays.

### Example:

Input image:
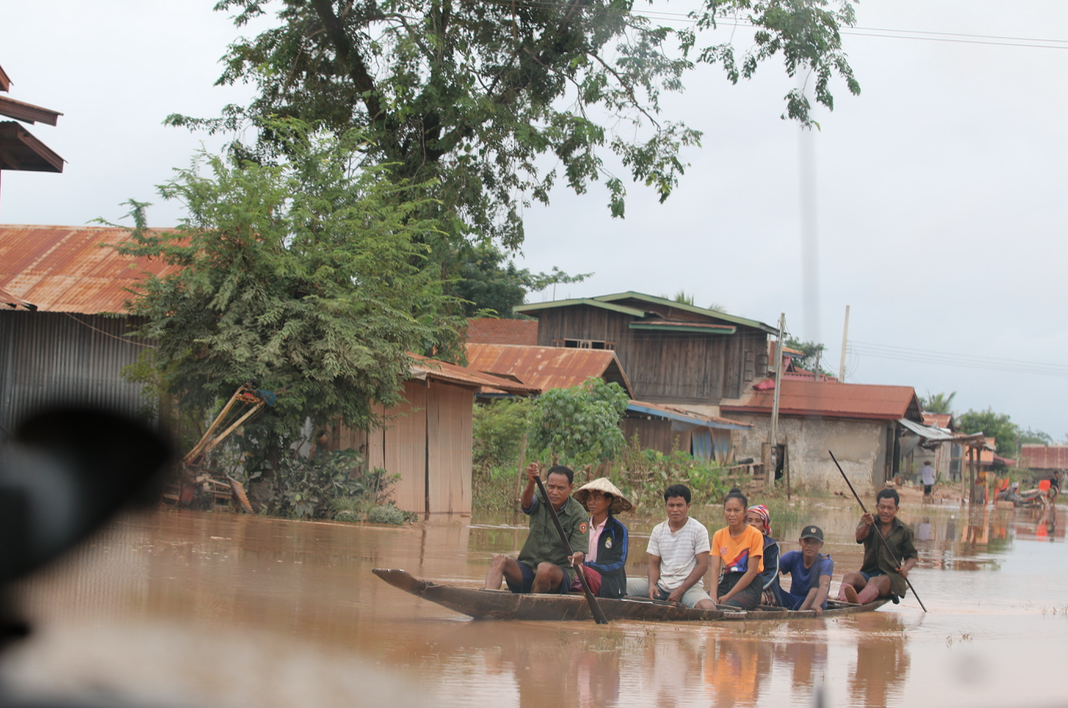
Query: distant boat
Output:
[[373, 568, 890, 622]]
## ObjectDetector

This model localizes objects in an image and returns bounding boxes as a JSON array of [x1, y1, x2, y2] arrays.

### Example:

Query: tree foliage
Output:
[[957, 408, 1021, 459], [784, 336, 832, 375], [171, 0, 860, 248], [110, 120, 465, 445], [453, 243, 591, 317], [532, 378, 630, 466], [919, 391, 956, 415]]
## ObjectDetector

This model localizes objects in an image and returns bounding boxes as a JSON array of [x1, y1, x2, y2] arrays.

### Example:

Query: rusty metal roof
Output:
[[0, 64, 10, 93], [0, 284, 34, 310], [922, 413, 953, 430], [0, 225, 181, 314], [720, 378, 923, 422], [627, 400, 751, 430], [1020, 445, 1068, 470], [465, 343, 634, 397], [408, 354, 538, 395]]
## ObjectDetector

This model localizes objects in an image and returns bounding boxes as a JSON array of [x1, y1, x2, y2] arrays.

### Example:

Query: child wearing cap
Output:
[[778, 525, 834, 615]]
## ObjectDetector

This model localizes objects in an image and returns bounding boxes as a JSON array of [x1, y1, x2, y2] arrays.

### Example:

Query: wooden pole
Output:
[[513, 435, 528, 511], [769, 313, 785, 484]]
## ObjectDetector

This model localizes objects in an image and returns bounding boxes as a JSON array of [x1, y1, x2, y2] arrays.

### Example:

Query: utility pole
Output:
[[839, 305, 850, 381], [769, 313, 785, 483]]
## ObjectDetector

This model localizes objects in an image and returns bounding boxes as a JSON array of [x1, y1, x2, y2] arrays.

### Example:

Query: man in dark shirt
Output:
[[837, 488, 918, 604], [484, 463, 589, 594]]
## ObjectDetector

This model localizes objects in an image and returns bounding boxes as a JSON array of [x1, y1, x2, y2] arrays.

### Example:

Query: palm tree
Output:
[[921, 391, 956, 414]]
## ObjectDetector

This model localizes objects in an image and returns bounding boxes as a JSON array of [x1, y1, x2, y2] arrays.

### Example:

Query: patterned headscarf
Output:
[[746, 504, 772, 536]]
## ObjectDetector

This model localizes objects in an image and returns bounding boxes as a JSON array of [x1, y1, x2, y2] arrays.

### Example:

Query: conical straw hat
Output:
[[573, 477, 633, 514]]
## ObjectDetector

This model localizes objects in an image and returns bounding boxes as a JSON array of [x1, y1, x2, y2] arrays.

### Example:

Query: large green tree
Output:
[[172, 0, 860, 248], [112, 121, 465, 444], [957, 408, 1021, 459]]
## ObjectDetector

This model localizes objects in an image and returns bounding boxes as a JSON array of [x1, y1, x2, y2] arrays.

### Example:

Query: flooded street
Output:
[[3, 500, 1065, 708]]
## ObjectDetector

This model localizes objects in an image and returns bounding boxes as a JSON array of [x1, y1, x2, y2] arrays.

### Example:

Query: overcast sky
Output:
[[3, 1, 1067, 442]]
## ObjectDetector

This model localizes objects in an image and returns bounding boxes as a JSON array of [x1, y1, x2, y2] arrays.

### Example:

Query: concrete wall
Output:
[[729, 415, 890, 494]]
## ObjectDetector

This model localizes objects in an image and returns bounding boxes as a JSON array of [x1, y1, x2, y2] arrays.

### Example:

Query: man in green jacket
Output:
[[484, 463, 589, 594], [837, 488, 918, 604]]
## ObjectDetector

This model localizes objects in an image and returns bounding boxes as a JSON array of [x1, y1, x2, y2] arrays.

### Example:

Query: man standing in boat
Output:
[[837, 488, 918, 604], [484, 463, 588, 594], [625, 484, 717, 610]]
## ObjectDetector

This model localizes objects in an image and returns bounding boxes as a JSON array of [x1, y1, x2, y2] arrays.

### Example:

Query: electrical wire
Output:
[[847, 341, 1068, 377]]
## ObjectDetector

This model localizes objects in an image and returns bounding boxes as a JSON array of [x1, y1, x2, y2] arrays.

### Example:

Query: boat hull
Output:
[[372, 568, 890, 622]]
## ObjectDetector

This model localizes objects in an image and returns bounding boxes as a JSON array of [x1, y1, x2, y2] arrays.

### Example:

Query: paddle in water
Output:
[[829, 450, 928, 612], [533, 473, 609, 624]]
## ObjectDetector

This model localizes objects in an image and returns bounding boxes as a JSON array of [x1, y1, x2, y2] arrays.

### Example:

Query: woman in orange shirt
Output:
[[709, 488, 765, 609]]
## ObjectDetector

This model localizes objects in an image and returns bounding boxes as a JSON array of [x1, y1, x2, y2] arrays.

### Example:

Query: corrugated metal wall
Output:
[[0, 311, 153, 433]]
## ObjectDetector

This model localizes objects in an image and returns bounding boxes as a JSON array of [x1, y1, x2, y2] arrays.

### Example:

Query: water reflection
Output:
[[847, 614, 910, 708], [704, 635, 774, 707]]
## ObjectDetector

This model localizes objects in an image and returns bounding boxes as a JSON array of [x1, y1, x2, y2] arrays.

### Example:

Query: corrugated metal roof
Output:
[[922, 413, 953, 430], [514, 297, 647, 318], [594, 292, 778, 335], [0, 225, 181, 314], [627, 400, 751, 430], [465, 343, 635, 397], [1020, 445, 1068, 470], [409, 354, 538, 395], [720, 378, 923, 422]]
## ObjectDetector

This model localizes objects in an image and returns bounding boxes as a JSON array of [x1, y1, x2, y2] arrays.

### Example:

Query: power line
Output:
[[481, 0, 1068, 50], [848, 341, 1068, 377]]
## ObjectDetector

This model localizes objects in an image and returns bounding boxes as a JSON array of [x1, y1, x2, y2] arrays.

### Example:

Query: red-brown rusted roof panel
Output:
[[923, 413, 953, 430], [0, 225, 181, 314], [409, 354, 538, 395], [720, 378, 922, 422], [0, 64, 11, 93], [1020, 445, 1068, 470], [465, 343, 634, 397]]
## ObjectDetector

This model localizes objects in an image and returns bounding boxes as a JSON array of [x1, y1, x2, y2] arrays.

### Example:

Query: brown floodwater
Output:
[[2, 499, 1065, 708]]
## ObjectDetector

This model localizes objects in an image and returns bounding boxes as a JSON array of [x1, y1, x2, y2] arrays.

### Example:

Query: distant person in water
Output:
[[778, 525, 834, 615], [745, 503, 782, 606], [709, 488, 764, 610], [484, 463, 588, 594], [837, 488, 918, 604], [919, 462, 936, 497], [572, 478, 631, 598], [626, 484, 716, 610]]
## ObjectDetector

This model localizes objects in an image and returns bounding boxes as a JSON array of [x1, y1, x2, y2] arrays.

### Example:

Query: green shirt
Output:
[[858, 516, 918, 597], [517, 488, 589, 584]]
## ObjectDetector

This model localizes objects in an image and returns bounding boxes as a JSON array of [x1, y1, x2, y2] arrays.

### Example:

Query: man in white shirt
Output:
[[626, 484, 716, 609], [919, 462, 936, 497]]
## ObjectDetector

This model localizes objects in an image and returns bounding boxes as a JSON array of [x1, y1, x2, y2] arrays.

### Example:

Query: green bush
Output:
[[367, 503, 410, 525], [473, 397, 534, 470]]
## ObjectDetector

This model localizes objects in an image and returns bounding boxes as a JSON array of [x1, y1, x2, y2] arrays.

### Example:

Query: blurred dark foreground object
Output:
[[0, 406, 172, 654]]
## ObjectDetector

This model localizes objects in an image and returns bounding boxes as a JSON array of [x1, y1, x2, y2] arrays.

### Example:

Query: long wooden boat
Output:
[[373, 568, 890, 622]]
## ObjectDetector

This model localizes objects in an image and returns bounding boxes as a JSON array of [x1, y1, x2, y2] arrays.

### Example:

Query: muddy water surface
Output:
[[3, 500, 1065, 708]]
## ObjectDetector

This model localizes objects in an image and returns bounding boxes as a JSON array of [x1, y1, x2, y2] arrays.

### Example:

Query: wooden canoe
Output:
[[372, 568, 890, 622]]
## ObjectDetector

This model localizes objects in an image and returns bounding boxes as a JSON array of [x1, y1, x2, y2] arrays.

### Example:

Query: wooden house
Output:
[[513, 292, 777, 411], [330, 356, 535, 516]]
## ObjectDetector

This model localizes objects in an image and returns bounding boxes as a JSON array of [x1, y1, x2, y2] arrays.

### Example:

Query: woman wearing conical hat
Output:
[[572, 478, 632, 599]]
